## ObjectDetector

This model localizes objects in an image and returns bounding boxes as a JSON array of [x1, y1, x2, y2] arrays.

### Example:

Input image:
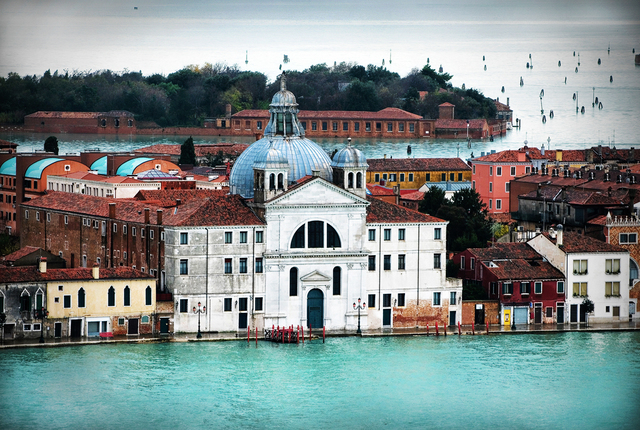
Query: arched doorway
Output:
[[307, 289, 324, 329]]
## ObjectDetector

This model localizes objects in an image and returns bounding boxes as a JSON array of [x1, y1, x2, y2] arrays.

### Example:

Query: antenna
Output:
[[245, 50, 248, 65], [389, 49, 392, 65]]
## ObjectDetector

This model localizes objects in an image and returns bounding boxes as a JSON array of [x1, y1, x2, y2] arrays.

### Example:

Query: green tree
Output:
[[44, 135, 59, 155], [419, 186, 446, 216], [178, 136, 196, 165]]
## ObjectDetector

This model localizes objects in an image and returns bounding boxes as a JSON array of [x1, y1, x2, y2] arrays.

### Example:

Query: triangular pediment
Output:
[[300, 270, 332, 282], [267, 178, 368, 207]]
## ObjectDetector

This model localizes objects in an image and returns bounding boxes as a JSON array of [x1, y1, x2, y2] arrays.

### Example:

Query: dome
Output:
[[253, 144, 289, 170], [331, 143, 368, 169], [270, 71, 297, 107]]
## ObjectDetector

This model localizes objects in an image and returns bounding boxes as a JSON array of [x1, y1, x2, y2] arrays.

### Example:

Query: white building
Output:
[[165, 75, 461, 333], [48, 171, 161, 198], [528, 226, 630, 323]]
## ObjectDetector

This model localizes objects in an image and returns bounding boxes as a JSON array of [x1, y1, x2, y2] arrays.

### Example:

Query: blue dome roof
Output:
[[331, 144, 368, 169], [253, 144, 289, 170]]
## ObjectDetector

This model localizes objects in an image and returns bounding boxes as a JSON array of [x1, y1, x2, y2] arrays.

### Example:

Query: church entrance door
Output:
[[307, 289, 324, 329]]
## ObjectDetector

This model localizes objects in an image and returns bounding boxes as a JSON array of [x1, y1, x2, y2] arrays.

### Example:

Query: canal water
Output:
[[1, 332, 639, 429]]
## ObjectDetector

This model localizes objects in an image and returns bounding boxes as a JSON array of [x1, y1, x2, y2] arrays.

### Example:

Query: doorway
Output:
[[382, 293, 391, 326], [307, 289, 324, 329], [557, 303, 564, 324], [54, 322, 62, 338], [474, 304, 485, 325], [449, 311, 457, 327], [160, 318, 170, 334], [534, 303, 542, 324], [70, 319, 82, 337], [128, 318, 139, 335]]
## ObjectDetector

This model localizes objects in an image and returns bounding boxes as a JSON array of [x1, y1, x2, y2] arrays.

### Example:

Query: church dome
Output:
[[253, 143, 289, 170], [331, 142, 368, 169], [230, 73, 333, 198]]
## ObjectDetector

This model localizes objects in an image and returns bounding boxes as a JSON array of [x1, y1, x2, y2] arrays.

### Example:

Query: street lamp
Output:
[[193, 302, 205, 339], [37, 306, 49, 343], [353, 298, 365, 335]]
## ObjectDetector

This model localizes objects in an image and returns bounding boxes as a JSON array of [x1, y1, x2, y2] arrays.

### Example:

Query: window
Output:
[[505, 182, 510, 193], [132, 227, 136, 236], [179, 259, 188, 275], [398, 293, 405, 307], [434, 228, 441, 240], [311, 122, 317, 131], [573, 260, 588, 275], [225, 258, 232, 274], [489, 166, 493, 176], [520, 282, 530, 295], [333, 266, 341, 295], [257, 120, 263, 130], [450, 292, 457, 305], [150, 230, 154, 240], [240, 231, 247, 243], [342, 122, 348, 131], [78, 288, 85, 308], [441, 173, 446, 181], [327, 224, 341, 248], [255, 231, 263, 243], [470, 258, 475, 270], [224, 298, 232, 311], [64, 215, 68, 224], [389, 174, 397, 182], [496, 166, 502, 176], [496, 199, 502, 210], [376, 122, 381, 131], [113, 223, 117, 233], [384, 255, 391, 270], [308, 221, 324, 248], [400, 173, 405, 182], [141, 229, 145, 238], [368, 294, 376, 308], [291, 225, 305, 248], [572, 282, 588, 296], [398, 228, 405, 241], [384, 229, 391, 241], [290, 268, 298, 296], [502, 283, 513, 295], [24, 210, 29, 220], [460, 256, 465, 269], [332, 122, 338, 131], [108, 287, 115, 307], [489, 182, 493, 192], [605, 282, 620, 297], [322, 121, 328, 131], [63, 295, 71, 308], [434, 254, 441, 269], [619, 233, 637, 244], [255, 258, 263, 273], [409, 173, 414, 182], [557, 281, 565, 294], [124, 286, 131, 306], [239, 258, 247, 273], [387, 122, 393, 132], [525, 166, 531, 174], [546, 307, 553, 318], [511, 166, 516, 176], [490, 282, 498, 296], [534, 282, 542, 294], [255, 297, 264, 311], [225, 232, 232, 244], [118, 317, 125, 325], [374, 173, 380, 182], [36, 212, 40, 221], [433, 292, 441, 306], [180, 299, 188, 313], [409, 123, 414, 132], [145, 286, 152, 306], [369, 229, 376, 241], [368, 255, 376, 271], [605, 259, 621, 274], [399, 123, 405, 132], [180, 232, 188, 245], [354, 122, 360, 132], [398, 254, 406, 270]]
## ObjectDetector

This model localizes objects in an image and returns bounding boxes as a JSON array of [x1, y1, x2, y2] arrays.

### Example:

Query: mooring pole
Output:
[[323, 326, 325, 343], [426, 323, 429, 336], [248, 325, 250, 343], [436, 322, 439, 336], [458, 321, 461, 336], [472, 322, 475, 335], [255, 326, 258, 345], [444, 320, 447, 337], [486, 320, 489, 334]]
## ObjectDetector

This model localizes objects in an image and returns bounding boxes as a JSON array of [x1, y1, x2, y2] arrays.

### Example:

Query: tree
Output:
[[44, 135, 59, 155], [419, 186, 446, 216], [179, 136, 196, 165]]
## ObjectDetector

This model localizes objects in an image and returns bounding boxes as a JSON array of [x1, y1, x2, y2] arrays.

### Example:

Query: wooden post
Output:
[[435, 322, 439, 336], [472, 322, 475, 335], [444, 320, 447, 336], [248, 325, 250, 343], [255, 326, 258, 345], [323, 326, 325, 343], [309, 324, 312, 340], [426, 323, 429, 336], [297, 325, 300, 344], [486, 320, 489, 334], [302, 325, 304, 344], [458, 321, 461, 336]]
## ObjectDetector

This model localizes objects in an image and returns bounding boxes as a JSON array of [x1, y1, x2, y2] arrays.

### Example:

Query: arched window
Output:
[[291, 225, 305, 248], [145, 286, 152, 306], [348, 172, 354, 188], [124, 286, 131, 307], [333, 266, 341, 295], [356, 172, 363, 188], [78, 288, 86, 308], [631, 259, 639, 282], [327, 224, 341, 248], [108, 286, 115, 307], [308, 221, 324, 248], [285, 112, 293, 134], [276, 113, 284, 134], [277, 173, 284, 189], [290, 268, 298, 296], [269, 174, 276, 190]]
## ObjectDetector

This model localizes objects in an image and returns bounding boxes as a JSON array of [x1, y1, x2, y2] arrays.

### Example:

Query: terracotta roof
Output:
[[474, 149, 529, 163], [519, 186, 624, 206], [233, 108, 423, 120], [467, 243, 541, 260], [439, 102, 455, 107], [231, 109, 268, 118], [366, 197, 444, 224], [0, 266, 153, 284], [545, 232, 627, 253], [587, 214, 608, 226], [3, 246, 42, 262], [490, 212, 516, 224], [0, 139, 19, 148], [134, 143, 248, 157], [494, 100, 512, 112], [135, 189, 229, 207], [436, 119, 487, 129], [485, 259, 564, 281], [164, 194, 264, 227], [367, 158, 470, 172], [400, 191, 425, 201], [366, 185, 395, 196], [25, 111, 133, 119]]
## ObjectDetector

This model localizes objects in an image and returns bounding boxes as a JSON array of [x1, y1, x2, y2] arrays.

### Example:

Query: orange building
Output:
[[24, 111, 136, 134]]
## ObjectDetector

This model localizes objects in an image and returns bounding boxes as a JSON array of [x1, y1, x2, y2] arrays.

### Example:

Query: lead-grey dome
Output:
[[331, 143, 368, 169], [230, 73, 333, 198], [253, 143, 289, 170]]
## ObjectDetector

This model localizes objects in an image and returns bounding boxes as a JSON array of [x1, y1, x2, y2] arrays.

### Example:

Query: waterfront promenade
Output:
[[2, 321, 639, 349]]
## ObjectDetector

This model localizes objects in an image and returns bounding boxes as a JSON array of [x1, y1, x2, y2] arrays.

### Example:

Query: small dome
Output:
[[331, 143, 368, 169], [270, 72, 297, 107], [253, 144, 289, 170]]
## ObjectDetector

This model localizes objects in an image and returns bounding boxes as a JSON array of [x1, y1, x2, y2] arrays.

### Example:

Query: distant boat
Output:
[[484, 65, 487, 71], [598, 58, 601, 65], [558, 60, 561, 67], [635, 54, 640, 65], [501, 86, 505, 93], [520, 76, 524, 86], [506, 122, 513, 130], [134, 6, 138, 9]]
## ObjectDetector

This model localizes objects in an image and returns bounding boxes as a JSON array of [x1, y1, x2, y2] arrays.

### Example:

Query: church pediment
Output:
[[300, 270, 332, 282], [267, 178, 368, 207]]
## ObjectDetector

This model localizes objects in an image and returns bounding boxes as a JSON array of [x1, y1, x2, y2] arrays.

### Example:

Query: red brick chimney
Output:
[[157, 209, 163, 225], [109, 203, 116, 219], [144, 208, 150, 224]]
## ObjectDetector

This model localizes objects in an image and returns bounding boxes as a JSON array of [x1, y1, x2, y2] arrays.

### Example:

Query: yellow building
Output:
[[366, 158, 472, 189], [43, 263, 156, 338]]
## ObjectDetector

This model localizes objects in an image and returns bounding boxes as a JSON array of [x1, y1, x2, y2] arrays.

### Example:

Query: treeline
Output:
[[0, 62, 497, 127]]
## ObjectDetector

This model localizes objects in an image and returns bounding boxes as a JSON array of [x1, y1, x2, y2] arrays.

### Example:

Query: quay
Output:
[[2, 321, 639, 350]]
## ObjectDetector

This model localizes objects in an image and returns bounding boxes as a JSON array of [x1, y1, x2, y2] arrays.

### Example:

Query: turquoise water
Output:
[[1, 332, 639, 429]]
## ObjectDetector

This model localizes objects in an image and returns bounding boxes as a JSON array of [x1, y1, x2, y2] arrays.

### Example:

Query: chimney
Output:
[[393, 184, 400, 205], [157, 209, 163, 225], [92, 264, 99, 279], [557, 224, 563, 247], [39, 257, 47, 273], [176, 199, 182, 206], [225, 103, 232, 118], [109, 203, 116, 219], [312, 170, 320, 177], [144, 208, 150, 224], [506, 97, 510, 107]]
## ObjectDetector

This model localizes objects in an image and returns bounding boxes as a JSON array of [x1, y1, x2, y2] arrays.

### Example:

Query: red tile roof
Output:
[[474, 149, 529, 163], [494, 100, 512, 112], [3, 246, 42, 263], [233, 108, 423, 120], [25, 111, 133, 119], [400, 191, 425, 201], [367, 158, 470, 172], [467, 243, 541, 260], [366, 197, 444, 224], [165, 194, 264, 227], [135, 189, 230, 207], [366, 185, 395, 196], [486, 259, 564, 281], [545, 231, 627, 253], [435, 119, 487, 129], [439, 102, 455, 107], [135, 143, 248, 157], [0, 266, 153, 283]]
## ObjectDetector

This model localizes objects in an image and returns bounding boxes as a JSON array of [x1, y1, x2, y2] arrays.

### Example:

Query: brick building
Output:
[[24, 111, 136, 134]]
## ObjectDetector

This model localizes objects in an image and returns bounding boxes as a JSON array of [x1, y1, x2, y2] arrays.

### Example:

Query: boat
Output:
[[635, 54, 640, 65], [506, 122, 513, 130]]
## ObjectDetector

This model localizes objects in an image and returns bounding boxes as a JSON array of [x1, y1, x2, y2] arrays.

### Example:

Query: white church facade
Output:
[[166, 75, 461, 333]]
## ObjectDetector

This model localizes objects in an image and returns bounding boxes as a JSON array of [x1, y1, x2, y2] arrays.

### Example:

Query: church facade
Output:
[[166, 75, 461, 333]]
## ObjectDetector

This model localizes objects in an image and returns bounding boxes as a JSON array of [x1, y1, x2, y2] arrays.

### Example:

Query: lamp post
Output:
[[193, 302, 205, 339], [353, 298, 365, 335], [37, 306, 49, 343]]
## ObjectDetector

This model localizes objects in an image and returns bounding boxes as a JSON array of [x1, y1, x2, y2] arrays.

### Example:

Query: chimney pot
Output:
[[39, 257, 47, 273], [92, 264, 99, 279], [157, 209, 163, 225]]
